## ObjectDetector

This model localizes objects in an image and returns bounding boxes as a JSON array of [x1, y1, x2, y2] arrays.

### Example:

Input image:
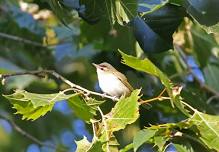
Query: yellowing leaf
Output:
[[115, 0, 129, 25]]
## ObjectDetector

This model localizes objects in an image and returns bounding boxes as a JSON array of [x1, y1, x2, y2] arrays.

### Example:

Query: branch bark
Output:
[[0, 70, 119, 101], [0, 32, 45, 48], [0, 113, 67, 151]]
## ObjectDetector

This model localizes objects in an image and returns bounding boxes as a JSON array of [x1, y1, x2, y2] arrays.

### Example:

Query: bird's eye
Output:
[[99, 65, 107, 71]]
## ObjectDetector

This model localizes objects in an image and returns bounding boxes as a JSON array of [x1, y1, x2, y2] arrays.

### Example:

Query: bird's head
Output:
[[92, 62, 115, 73]]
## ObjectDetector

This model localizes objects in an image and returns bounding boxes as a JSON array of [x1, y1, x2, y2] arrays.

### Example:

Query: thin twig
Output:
[[0, 113, 67, 152], [181, 100, 196, 112], [0, 70, 118, 101], [139, 88, 169, 105], [174, 44, 219, 98], [0, 32, 45, 48], [170, 70, 190, 80], [0, 32, 77, 48], [91, 119, 98, 141], [206, 95, 219, 104]]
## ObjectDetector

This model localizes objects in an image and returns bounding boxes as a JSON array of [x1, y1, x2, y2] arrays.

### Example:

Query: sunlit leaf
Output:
[[114, 0, 129, 25], [4, 90, 77, 120], [87, 98, 105, 111], [106, 90, 140, 132], [119, 143, 133, 152], [119, 51, 189, 116], [75, 137, 103, 152], [202, 23, 219, 34], [154, 136, 167, 151], [188, 110, 219, 151], [75, 137, 91, 152], [68, 97, 104, 122]]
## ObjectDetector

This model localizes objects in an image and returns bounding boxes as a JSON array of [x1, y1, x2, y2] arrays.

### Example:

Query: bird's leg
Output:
[[112, 96, 119, 101]]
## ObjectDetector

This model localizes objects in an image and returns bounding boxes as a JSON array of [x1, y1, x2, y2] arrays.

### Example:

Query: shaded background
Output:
[[0, 0, 219, 152]]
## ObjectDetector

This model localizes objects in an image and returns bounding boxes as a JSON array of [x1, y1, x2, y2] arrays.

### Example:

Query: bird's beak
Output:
[[92, 63, 99, 68]]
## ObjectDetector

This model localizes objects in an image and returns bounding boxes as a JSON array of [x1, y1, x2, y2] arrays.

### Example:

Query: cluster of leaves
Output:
[[3, 51, 219, 152], [1, 0, 219, 152], [47, 0, 219, 53]]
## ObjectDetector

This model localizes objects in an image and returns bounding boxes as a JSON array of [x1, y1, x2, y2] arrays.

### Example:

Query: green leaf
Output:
[[68, 97, 104, 122], [75, 137, 91, 152], [88, 142, 103, 152], [202, 23, 219, 34], [130, 109, 219, 151], [188, 110, 219, 151], [119, 143, 133, 152], [120, 50, 172, 91], [87, 98, 106, 111], [154, 136, 167, 151], [181, 86, 214, 114], [173, 142, 194, 152], [191, 25, 218, 67], [75, 137, 103, 152], [204, 63, 219, 92], [119, 50, 189, 116], [170, 0, 219, 27], [47, 0, 73, 25], [133, 129, 157, 151], [131, 16, 172, 54], [114, 0, 129, 25], [106, 90, 140, 132], [136, 4, 186, 53], [4, 90, 76, 120], [139, 0, 168, 14]]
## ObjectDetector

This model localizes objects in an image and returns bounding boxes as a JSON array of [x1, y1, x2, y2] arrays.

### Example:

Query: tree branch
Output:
[[0, 113, 67, 151], [0, 32, 45, 48], [0, 70, 119, 101], [139, 88, 169, 105], [0, 32, 75, 48]]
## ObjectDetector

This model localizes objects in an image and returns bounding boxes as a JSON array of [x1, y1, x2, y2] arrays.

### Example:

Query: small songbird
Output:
[[93, 62, 133, 97]]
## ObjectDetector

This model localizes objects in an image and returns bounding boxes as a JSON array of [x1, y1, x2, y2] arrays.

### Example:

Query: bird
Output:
[[93, 62, 133, 98]]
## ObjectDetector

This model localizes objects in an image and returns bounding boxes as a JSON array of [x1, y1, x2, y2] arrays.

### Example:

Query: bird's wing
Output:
[[113, 71, 134, 91]]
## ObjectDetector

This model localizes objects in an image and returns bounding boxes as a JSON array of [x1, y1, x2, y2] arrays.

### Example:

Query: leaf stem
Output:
[[91, 119, 98, 141], [181, 100, 196, 112], [139, 88, 169, 105], [97, 107, 110, 152]]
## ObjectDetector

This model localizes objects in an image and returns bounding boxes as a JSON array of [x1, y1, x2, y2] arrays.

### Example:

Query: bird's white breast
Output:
[[96, 69, 130, 97]]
